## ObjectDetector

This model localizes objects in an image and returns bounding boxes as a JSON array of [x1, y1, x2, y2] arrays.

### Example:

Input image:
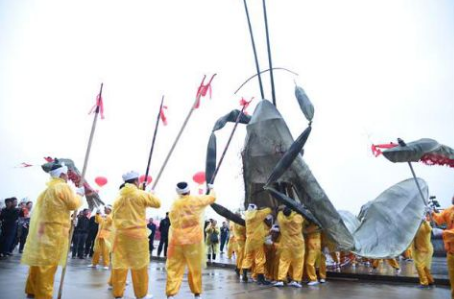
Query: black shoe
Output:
[[257, 274, 271, 285], [235, 268, 241, 277], [242, 269, 248, 282]]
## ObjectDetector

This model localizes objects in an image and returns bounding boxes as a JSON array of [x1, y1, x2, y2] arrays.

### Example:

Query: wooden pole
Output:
[[57, 83, 103, 299]]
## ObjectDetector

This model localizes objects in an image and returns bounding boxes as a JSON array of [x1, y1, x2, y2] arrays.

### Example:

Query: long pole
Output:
[[209, 107, 246, 185], [407, 161, 434, 224], [57, 83, 103, 299], [243, 0, 265, 99], [152, 75, 216, 189], [262, 0, 276, 106], [143, 96, 165, 189]]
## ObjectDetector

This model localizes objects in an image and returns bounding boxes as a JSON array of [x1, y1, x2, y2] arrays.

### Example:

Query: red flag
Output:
[[195, 74, 217, 109], [239, 97, 254, 115], [44, 157, 54, 162], [371, 143, 398, 157], [160, 105, 168, 126], [88, 94, 105, 119], [17, 163, 33, 168]]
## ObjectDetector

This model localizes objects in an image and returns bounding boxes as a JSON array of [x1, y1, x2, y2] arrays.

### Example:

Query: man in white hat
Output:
[[241, 203, 272, 285], [22, 163, 84, 299], [110, 171, 161, 299], [165, 182, 216, 299], [88, 204, 113, 269]]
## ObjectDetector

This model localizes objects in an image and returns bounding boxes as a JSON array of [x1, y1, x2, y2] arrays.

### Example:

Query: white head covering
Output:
[[122, 171, 139, 182], [247, 203, 257, 211], [270, 224, 280, 232], [105, 204, 113, 210], [265, 214, 273, 221], [176, 182, 190, 195], [50, 164, 68, 178]]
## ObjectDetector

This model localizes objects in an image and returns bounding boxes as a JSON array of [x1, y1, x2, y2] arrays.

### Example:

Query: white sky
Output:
[[0, 0, 453, 221]]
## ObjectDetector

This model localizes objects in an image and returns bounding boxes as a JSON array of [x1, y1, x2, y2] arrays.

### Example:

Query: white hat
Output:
[[176, 182, 190, 195], [271, 224, 280, 232], [105, 204, 113, 210], [247, 203, 257, 211], [50, 163, 68, 178], [122, 171, 139, 182]]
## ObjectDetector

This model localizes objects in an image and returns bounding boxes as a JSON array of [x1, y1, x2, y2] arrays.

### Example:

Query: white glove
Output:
[[432, 228, 444, 237], [207, 184, 214, 190], [76, 187, 85, 197], [264, 235, 273, 246]]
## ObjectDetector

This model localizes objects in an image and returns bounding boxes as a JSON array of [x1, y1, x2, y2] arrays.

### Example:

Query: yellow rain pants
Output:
[[25, 266, 58, 299], [305, 225, 321, 282], [112, 267, 148, 298], [412, 220, 434, 286]]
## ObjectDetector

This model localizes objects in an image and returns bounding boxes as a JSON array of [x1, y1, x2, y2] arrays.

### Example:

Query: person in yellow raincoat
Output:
[[111, 171, 161, 299], [165, 182, 216, 299], [264, 224, 280, 283], [371, 258, 400, 273], [205, 219, 220, 262], [412, 215, 434, 288], [241, 203, 272, 284], [273, 208, 305, 288], [304, 221, 323, 286], [88, 204, 113, 269], [432, 196, 454, 298], [232, 213, 246, 277], [22, 163, 83, 299], [227, 221, 236, 259]]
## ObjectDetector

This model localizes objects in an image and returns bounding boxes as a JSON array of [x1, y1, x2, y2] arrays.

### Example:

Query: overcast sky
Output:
[[0, 0, 453, 220]]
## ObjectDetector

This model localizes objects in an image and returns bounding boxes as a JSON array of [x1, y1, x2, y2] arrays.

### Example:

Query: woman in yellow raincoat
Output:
[[22, 164, 83, 299], [111, 171, 161, 299], [232, 214, 246, 277], [88, 204, 113, 269], [304, 222, 322, 286], [165, 182, 216, 299], [205, 219, 220, 262], [241, 204, 272, 284]]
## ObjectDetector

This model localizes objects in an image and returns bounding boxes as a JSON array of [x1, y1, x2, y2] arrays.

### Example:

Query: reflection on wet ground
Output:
[[0, 255, 449, 299]]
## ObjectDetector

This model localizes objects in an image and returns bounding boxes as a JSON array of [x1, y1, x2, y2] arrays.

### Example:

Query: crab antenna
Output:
[[242, 0, 265, 100], [262, 0, 276, 106]]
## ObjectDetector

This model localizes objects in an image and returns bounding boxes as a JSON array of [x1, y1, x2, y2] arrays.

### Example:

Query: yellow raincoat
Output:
[[92, 213, 113, 266], [165, 190, 216, 297], [241, 207, 271, 274], [110, 183, 161, 299], [22, 178, 82, 299], [227, 222, 236, 259], [304, 223, 322, 282], [233, 222, 246, 271], [412, 220, 434, 286], [276, 211, 305, 282], [433, 207, 454, 297]]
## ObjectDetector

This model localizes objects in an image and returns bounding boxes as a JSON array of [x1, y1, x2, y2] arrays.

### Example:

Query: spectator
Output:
[[72, 209, 90, 259], [85, 211, 99, 257], [158, 212, 170, 257], [0, 197, 20, 257], [148, 218, 157, 255], [220, 221, 229, 254], [18, 201, 33, 253], [205, 219, 220, 262]]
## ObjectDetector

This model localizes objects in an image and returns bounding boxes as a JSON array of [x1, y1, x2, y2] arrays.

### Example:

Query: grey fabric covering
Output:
[[295, 85, 314, 121], [241, 100, 426, 257], [338, 210, 360, 234], [41, 158, 104, 210], [352, 178, 427, 258], [382, 138, 454, 163]]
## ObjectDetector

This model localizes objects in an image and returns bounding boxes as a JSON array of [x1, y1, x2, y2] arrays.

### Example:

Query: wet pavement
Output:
[[0, 254, 450, 299]]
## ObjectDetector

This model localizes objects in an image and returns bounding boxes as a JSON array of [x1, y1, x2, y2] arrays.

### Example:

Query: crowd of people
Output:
[[1, 163, 452, 299], [0, 197, 33, 258]]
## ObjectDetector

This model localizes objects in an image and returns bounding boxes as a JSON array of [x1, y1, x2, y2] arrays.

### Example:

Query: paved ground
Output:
[[0, 255, 450, 299]]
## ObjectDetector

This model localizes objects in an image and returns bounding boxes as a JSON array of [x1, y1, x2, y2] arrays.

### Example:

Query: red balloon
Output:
[[139, 175, 153, 185], [193, 171, 206, 185], [94, 176, 108, 187]]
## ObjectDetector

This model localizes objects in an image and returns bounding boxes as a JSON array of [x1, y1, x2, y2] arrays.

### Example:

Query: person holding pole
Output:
[[431, 195, 454, 297], [165, 182, 216, 299], [87, 204, 113, 269], [111, 171, 161, 299], [22, 163, 84, 299]]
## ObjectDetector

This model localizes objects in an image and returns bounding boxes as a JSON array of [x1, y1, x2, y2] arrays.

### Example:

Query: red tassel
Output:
[[160, 105, 168, 126], [88, 94, 105, 119], [195, 74, 216, 109]]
